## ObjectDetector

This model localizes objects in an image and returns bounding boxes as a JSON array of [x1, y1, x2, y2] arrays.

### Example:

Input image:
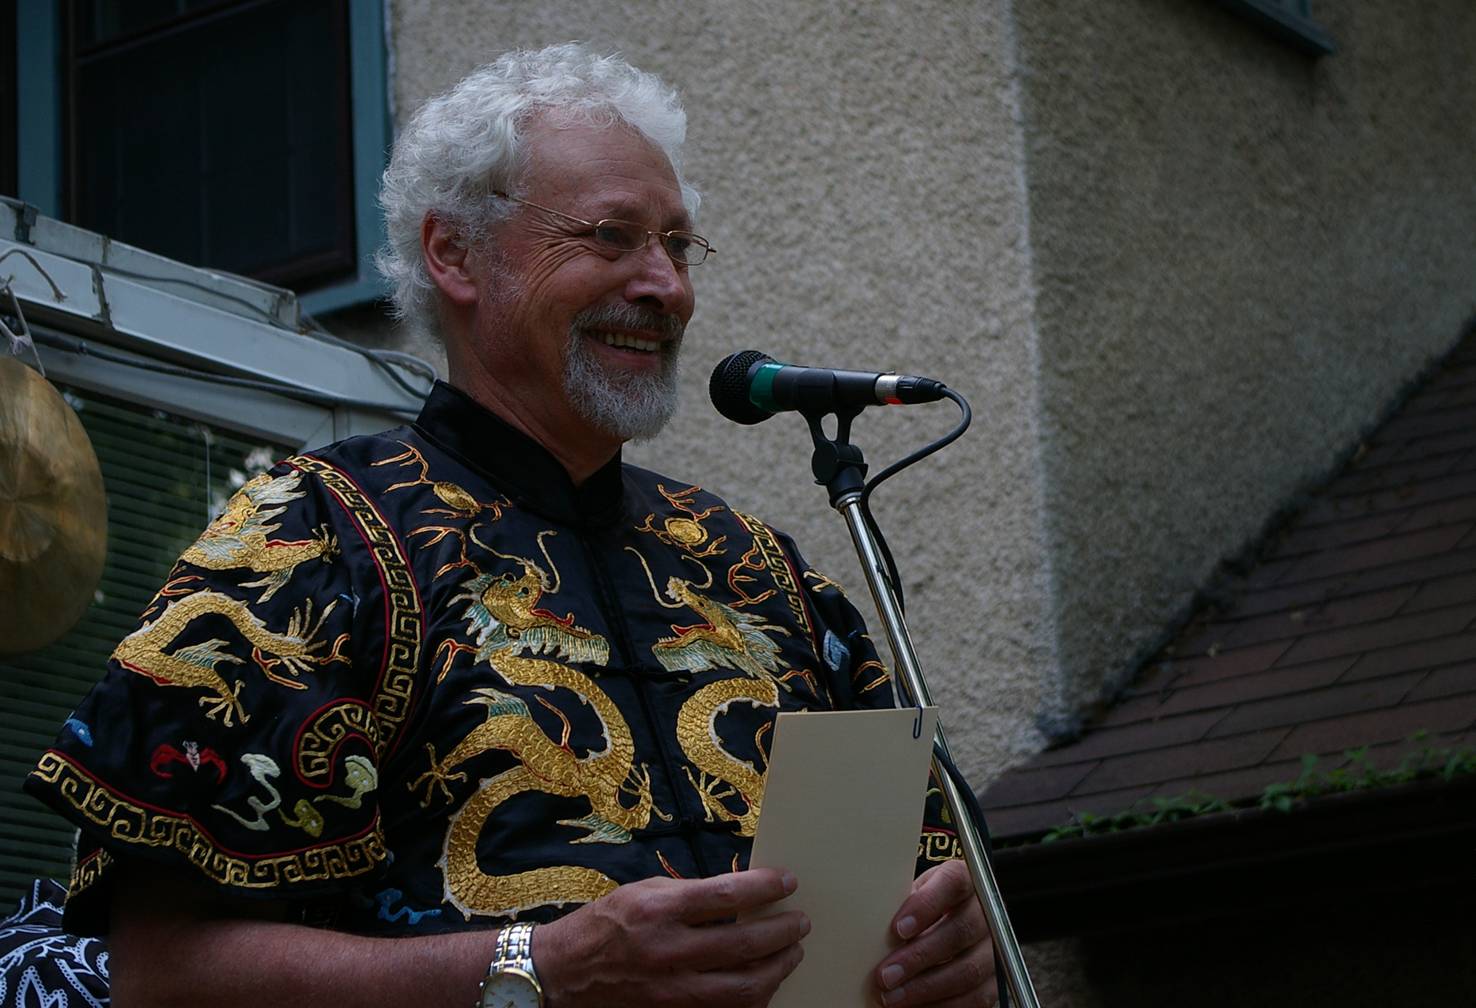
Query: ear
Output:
[[421, 214, 479, 307]]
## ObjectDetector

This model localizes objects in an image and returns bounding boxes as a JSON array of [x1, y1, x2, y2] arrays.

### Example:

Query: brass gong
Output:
[[0, 356, 108, 656]]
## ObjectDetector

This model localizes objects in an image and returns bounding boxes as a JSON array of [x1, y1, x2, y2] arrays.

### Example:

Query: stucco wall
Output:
[[388, 0, 1060, 779], [1014, 0, 1476, 729]]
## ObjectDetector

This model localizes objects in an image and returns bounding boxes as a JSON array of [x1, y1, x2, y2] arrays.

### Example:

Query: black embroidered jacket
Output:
[[28, 382, 956, 936]]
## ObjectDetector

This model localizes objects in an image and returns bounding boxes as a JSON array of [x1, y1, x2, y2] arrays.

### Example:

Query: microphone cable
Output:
[[855, 385, 972, 615]]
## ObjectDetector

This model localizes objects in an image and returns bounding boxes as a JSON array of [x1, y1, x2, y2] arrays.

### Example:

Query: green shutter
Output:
[[0, 385, 288, 908]]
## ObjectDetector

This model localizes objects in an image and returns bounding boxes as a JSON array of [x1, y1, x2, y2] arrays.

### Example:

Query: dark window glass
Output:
[[68, 0, 354, 291]]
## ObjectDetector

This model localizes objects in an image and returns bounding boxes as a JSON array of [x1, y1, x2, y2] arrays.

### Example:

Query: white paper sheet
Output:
[[745, 706, 939, 1007]]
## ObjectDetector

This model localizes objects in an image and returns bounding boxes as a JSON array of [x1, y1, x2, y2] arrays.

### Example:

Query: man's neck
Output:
[[445, 375, 621, 486]]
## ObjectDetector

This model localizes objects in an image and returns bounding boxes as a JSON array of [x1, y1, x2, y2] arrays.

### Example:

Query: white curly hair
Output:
[[376, 42, 698, 339]]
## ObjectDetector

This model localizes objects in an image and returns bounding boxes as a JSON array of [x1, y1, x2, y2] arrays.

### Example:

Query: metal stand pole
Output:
[[805, 409, 1040, 1008]]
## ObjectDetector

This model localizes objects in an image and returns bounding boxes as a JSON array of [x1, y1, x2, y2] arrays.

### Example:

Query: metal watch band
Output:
[[476, 921, 541, 1007], [493, 922, 536, 972]]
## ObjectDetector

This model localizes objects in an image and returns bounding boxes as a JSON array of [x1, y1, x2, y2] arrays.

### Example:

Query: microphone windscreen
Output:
[[708, 350, 774, 425]]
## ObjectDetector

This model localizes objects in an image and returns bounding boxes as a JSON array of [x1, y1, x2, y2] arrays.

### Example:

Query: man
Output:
[[28, 43, 996, 1007]]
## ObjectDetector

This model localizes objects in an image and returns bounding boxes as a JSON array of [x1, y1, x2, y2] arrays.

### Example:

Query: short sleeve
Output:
[[25, 461, 388, 934]]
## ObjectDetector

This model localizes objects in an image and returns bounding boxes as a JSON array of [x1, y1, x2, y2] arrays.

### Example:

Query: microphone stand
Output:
[[804, 408, 1041, 1008]]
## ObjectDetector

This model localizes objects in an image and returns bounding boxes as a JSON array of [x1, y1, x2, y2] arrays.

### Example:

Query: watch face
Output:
[[479, 968, 541, 1008]]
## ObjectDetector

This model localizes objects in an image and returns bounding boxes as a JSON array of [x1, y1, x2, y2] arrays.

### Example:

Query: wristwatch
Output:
[[476, 921, 544, 1008]]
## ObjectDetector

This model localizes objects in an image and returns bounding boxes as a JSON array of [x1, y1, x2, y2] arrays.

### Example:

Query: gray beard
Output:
[[562, 305, 684, 442]]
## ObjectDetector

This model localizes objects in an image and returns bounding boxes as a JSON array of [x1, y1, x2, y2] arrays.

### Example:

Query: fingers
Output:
[[688, 940, 807, 1008], [876, 930, 997, 1007], [682, 908, 811, 971], [890, 860, 973, 942], [668, 869, 807, 972], [880, 891, 988, 982], [877, 864, 995, 1008], [536, 873, 807, 1008], [679, 867, 798, 923]]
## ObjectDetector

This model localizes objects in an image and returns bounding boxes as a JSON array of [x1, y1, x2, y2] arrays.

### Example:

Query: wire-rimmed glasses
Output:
[[492, 190, 715, 266]]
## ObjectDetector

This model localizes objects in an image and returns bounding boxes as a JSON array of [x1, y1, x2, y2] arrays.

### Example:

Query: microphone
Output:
[[708, 350, 948, 425]]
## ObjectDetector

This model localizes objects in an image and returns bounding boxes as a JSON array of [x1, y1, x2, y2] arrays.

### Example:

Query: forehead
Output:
[[520, 118, 686, 221]]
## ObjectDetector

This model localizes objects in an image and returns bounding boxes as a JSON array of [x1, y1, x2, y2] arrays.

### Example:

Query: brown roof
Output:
[[982, 327, 1476, 844]]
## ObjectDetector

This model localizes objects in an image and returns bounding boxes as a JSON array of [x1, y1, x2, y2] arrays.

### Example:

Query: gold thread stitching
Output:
[[732, 512, 812, 640], [288, 455, 423, 758], [33, 751, 387, 888]]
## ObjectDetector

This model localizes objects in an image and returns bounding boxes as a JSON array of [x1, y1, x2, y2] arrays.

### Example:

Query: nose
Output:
[[624, 240, 695, 321]]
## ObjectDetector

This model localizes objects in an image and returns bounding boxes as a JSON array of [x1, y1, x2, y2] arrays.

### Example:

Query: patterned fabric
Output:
[[0, 878, 109, 1006], [28, 381, 957, 937]]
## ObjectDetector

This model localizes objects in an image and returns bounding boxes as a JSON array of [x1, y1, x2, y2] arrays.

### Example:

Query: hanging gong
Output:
[[0, 356, 108, 656]]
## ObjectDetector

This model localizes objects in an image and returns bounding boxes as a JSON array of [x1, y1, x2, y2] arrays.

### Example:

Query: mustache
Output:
[[571, 304, 686, 342]]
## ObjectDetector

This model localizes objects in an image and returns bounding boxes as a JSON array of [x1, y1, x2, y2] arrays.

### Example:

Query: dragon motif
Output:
[[624, 545, 800, 837], [675, 676, 780, 837], [653, 578, 790, 678], [415, 653, 663, 920], [419, 541, 658, 920], [438, 531, 608, 681], [112, 587, 350, 727], [181, 471, 337, 602], [624, 547, 790, 680]]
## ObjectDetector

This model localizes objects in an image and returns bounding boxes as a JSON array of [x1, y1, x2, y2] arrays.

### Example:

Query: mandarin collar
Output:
[[411, 381, 626, 527]]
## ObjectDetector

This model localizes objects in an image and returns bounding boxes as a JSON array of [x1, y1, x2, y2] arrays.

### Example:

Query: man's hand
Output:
[[533, 868, 808, 1008], [872, 860, 997, 1007]]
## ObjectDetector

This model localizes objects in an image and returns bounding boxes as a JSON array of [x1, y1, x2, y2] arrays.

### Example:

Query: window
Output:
[[12, 0, 389, 313], [1210, 0, 1335, 55], [69, 1, 356, 291]]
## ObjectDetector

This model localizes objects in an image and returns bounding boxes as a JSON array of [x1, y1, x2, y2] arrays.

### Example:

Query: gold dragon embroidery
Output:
[[626, 546, 799, 834], [373, 441, 507, 520], [180, 471, 337, 603], [675, 676, 779, 837], [624, 548, 790, 679], [437, 530, 608, 680], [412, 657, 662, 920], [113, 582, 350, 727], [415, 542, 656, 920], [374, 442, 511, 578]]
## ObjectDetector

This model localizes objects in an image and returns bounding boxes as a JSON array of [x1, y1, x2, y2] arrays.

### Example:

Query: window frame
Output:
[[12, 0, 391, 314]]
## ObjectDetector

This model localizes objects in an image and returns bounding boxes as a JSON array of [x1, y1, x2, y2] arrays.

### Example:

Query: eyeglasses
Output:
[[492, 190, 715, 266]]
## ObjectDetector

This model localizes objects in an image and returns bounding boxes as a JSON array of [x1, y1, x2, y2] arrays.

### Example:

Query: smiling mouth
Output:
[[596, 331, 663, 353], [572, 304, 685, 356]]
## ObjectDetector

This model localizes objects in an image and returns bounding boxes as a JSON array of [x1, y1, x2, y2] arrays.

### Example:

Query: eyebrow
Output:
[[585, 197, 691, 231]]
